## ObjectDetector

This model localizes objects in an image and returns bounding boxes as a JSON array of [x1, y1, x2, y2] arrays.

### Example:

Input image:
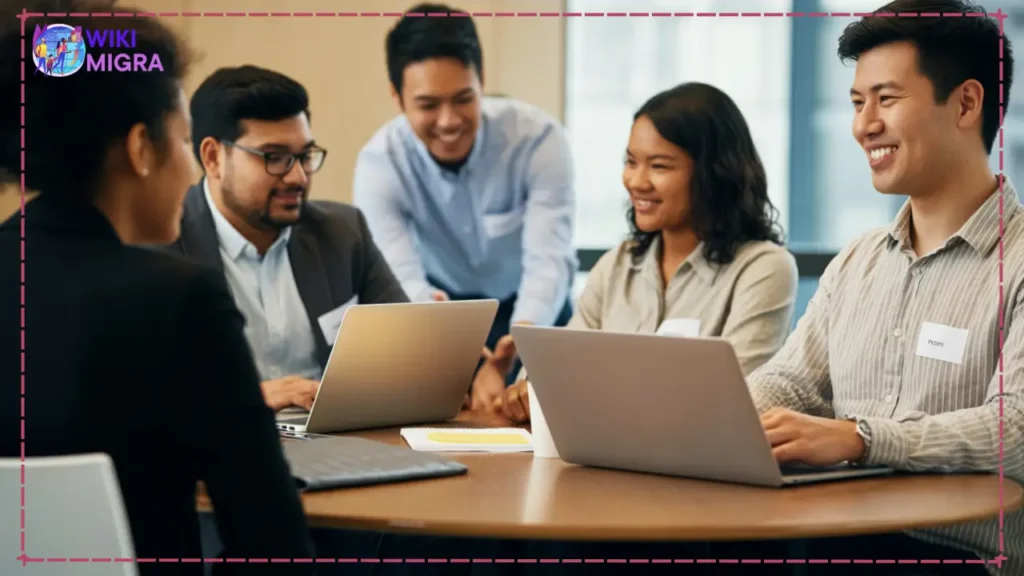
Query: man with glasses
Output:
[[168, 65, 408, 412]]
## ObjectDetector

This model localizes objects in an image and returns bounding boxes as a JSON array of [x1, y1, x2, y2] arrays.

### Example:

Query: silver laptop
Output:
[[276, 300, 498, 434], [511, 325, 893, 487]]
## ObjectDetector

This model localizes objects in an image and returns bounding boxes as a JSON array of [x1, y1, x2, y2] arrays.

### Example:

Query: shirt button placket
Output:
[[887, 265, 918, 416]]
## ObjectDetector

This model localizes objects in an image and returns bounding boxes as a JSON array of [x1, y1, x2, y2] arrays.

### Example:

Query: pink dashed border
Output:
[[15, 7, 1011, 569]]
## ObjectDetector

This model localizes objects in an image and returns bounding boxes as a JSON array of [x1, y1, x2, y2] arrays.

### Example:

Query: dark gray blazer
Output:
[[166, 183, 409, 370]]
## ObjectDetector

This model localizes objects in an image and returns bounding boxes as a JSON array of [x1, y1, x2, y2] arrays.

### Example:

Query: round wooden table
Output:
[[200, 412, 1023, 542]]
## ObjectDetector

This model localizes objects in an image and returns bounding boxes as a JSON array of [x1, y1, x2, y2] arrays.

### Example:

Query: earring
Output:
[[142, 169, 149, 177]]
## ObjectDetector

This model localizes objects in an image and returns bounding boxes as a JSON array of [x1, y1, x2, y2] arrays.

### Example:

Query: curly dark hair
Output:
[[627, 82, 784, 265]]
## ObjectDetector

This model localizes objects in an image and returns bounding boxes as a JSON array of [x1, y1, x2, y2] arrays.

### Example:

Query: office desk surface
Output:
[[197, 412, 1022, 541]]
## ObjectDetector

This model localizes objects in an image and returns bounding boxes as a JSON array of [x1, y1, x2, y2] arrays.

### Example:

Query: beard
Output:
[[221, 171, 307, 232]]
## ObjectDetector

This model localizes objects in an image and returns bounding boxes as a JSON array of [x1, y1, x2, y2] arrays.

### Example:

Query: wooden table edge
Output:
[[196, 482, 1023, 542], [294, 503, 1022, 542]]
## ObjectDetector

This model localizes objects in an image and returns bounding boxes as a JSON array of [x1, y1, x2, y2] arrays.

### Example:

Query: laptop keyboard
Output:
[[277, 416, 308, 425], [281, 436, 468, 491]]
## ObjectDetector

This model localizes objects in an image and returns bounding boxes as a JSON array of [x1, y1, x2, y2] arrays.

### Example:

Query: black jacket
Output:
[[167, 183, 408, 370], [1, 194, 317, 574]]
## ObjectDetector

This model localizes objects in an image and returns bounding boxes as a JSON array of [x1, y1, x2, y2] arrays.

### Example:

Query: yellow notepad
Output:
[[426, 431, 530, 445], [400, 428, 534, 453]]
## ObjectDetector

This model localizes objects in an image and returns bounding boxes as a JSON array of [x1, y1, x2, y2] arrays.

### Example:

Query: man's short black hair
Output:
[[1, 0, 191, 199], [837, 0, 1012, 154], [189, 65, 310, 165], [385, 3, 483, 96]]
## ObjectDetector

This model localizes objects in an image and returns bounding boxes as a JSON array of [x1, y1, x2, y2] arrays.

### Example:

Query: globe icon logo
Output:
[[33, 24, 86, 78]]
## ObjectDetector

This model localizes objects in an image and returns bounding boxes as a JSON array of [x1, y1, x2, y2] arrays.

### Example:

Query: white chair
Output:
[[0, 453, 137, 575]]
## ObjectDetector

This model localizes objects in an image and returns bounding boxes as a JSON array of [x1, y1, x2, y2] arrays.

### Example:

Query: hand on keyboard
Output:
[[261, 375, 319, 411]]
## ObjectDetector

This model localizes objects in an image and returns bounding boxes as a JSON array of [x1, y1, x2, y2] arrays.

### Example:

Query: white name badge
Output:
[[656, 318, 701, 339], [915, 321, 968, 365], [317, 295, 358, 345]]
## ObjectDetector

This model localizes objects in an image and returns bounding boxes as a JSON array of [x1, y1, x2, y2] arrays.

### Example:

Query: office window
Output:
[[792, 0, 907, 250], [564, 0, 793, 249], [991, 0, 1024, 189]]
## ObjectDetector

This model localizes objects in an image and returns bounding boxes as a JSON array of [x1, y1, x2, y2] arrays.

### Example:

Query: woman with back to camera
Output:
[[0, 2, 316, 573], [492, 82, 799, 422]]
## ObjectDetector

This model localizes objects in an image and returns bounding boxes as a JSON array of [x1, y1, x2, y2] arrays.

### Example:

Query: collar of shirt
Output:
[[402, 111, 488, 184], [203, 178, 292, 261], [886, 177, 1021, 256], [628, 235, 719, 287]]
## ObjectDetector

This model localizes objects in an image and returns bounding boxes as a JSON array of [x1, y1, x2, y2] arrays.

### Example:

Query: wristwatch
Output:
[[853, 418, 872, 465]]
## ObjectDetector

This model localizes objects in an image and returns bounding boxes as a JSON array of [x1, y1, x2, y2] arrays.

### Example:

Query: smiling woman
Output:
[[625, 82, 786, 269], [495, 82, 800, 424]]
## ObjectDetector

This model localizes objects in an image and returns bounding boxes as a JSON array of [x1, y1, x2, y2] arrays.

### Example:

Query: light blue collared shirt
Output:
[[203, 181, 321, 382], [352, 97, 577, 326]]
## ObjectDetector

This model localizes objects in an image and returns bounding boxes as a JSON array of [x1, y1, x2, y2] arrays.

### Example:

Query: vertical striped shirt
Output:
[[748, 178, 1023, 573]]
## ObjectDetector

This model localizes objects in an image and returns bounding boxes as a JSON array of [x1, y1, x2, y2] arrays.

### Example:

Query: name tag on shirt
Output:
[[317, 295, 358, 345], [915, 321, 968, 365], [656, 318, 701, 339]]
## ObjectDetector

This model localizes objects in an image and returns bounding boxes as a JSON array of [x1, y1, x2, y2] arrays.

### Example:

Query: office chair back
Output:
[[0, 453, 138, 575]]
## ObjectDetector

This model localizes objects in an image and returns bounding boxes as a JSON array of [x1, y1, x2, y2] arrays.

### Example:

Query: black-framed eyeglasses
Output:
[[223, 140, 327, 176]]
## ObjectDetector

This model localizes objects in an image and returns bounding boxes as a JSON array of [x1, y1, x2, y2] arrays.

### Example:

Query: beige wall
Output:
[[183, 0, 565, 204], [0, 1, 565, 218]]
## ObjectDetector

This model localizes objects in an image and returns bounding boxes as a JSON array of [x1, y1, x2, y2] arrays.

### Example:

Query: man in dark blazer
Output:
[[168, 65, 408, 413]]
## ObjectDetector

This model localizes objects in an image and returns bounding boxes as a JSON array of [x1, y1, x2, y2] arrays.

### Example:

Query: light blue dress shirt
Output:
[[203, 181, 322, 382], [352, 97, 578, 326]]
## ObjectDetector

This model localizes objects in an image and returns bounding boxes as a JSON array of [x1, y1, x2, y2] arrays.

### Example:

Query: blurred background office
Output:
[[5, 0, 1021, 323]]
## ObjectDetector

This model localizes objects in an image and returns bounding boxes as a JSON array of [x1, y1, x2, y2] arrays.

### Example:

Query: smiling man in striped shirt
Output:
[[744, 0, 1020, 572]]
